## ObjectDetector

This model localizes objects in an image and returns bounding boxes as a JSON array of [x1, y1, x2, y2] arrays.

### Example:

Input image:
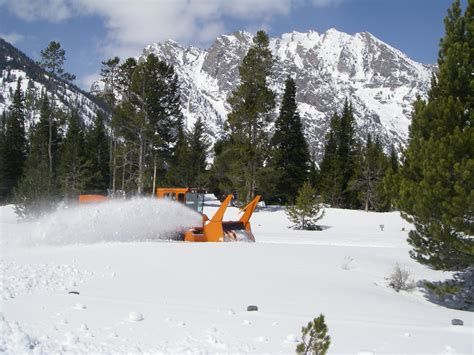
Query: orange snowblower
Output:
[[78, 189, 260, 242], [156, 188, 260, 242]]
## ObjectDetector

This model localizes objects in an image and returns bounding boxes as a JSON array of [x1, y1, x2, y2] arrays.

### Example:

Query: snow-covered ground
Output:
[[0, 197, 472, 354]]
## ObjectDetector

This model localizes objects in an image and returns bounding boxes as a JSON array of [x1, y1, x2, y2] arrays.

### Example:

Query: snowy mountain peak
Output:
[[139, 28, 433, 159]]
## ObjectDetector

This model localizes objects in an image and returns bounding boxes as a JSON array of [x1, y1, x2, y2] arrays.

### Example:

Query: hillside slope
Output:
[[0, 38, 105, 127]]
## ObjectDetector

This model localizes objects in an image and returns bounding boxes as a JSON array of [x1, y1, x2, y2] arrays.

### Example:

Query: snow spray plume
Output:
[[12, 198, 203, 246]]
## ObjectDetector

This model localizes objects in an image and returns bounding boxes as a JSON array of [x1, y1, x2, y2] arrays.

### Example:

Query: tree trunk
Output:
[[137, 129, 144, 195], [152, 158, 157, 196], [121, 150, 125, 192], [48, 114, 52, 174], [112, 139, 117, 195]]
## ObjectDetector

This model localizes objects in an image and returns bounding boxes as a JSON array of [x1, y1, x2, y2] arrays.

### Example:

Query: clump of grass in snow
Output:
[[386, 263, 416, 292]]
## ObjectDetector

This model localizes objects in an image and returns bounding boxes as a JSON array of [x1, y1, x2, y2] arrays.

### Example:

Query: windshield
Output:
[[185, 192, 205, 213]]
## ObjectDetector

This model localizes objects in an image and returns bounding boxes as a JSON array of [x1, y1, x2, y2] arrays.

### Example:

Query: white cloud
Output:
[[1, 0, 346, 57], [311, 0, 344, 6], [0, 32, 25, 44], [2, 0, 72, 22], [80, 71, 100, 90]]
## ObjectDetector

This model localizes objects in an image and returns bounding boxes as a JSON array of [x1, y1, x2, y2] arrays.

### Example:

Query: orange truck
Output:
[[79, 189, 260, 242]]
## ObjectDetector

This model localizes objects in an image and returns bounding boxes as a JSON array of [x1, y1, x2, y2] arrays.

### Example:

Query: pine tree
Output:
[[269, 76, 310, 204], [99, 56, 120, 193], [166, 122, 190, 186], [0, 78, 28, 202], [208, 137, 236, 200], [285, 181, 325, 230], [58, 109, 90, 199], [100, 56, 120, 110], [318, 113, 342, 206], [0, 111, 6, 202], [85, 111, 110, 193], [397, 0, 474, 270], [14, 92, 61, 218], [188, 117, 210, 187], [296, 314, 331, 355], [352, 134, 391, 211], [14, 160, 57, 219], [388, 144, 399, 173], [39, 41, 75, 175], [224, 30, 276, 202], [112, 54, 184, 194], [318, 100, 360, 209], [337, 99, 358, 208]]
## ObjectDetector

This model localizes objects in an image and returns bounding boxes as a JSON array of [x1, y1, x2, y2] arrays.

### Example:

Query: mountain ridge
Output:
[[1, 29, 434, 161], [0, 37, 106, 128], [139, 28, 434, 159]]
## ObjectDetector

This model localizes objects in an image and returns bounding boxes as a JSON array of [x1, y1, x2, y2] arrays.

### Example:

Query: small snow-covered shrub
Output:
[[387, 264, 415, 292], [286, 182, 325, 230], [296, 314, 331, 355], [341, 256, 354, 270]]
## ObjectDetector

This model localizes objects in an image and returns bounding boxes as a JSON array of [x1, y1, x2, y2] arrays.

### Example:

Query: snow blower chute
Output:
[[78, 189, 260, 243]]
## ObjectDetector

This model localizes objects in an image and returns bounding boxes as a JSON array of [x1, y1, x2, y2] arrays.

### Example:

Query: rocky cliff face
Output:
[[141, 29, 433, 160]]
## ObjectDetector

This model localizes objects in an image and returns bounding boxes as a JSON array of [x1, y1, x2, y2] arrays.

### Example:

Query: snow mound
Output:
[[5, 198, 202, 246], [0, 313, 39, 353], [128, 312, 144, 322], [0, 260, 92, 300]]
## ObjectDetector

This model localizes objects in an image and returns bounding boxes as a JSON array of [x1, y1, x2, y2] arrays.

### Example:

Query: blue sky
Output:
[[0, 0, 466, 90]]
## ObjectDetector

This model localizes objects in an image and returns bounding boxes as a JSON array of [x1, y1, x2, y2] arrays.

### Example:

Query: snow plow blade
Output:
[[184, 195, 260, 243]]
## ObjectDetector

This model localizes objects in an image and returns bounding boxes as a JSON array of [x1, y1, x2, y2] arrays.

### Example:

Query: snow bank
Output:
[[0, 260, 92, 300], [1, 198, 202, 246]]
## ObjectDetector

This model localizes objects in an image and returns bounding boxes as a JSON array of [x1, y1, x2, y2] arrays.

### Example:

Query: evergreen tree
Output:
[[85, 111, 110, 193], [112, 54, 184, 194], [14, 160, 57, 219], [208, 137, 236, 200], [14, 93, 60, 218], [318, 113, 342, 206], [352, 134, 391, 211], [0, 111, 6, 133], [268, 76, 310, 204], [100, 56, 120, 110], [166, 123, 190, 186], [382, 144, 400, 210], [0, 111, 6, 201], [112, 57, 138, 193], [58, 109, 90, 199], [337, 99, 358, 208], [296, 314, 331, 355], [0, 78, 28, 202], [224, 30, 276, 202], [285, 181, 325, 230], [188, 117, 210, 187], [99, 56, 120, 192], [318, 100, 359, 208], [388, 144, 399, 173], [397, 0, 474, 270], [40, 41, 75, 175]]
